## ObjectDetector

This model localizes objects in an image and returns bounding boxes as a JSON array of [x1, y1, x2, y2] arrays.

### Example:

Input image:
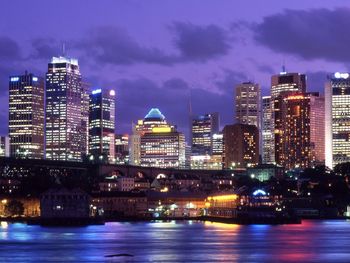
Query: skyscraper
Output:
[[89, 88, 116, 163], [274, 92, 325, 169], [223, 124, 259, 169], [133, 108, 185, 168], [9, 72, 44, 159], [267, 71, 307, 163], [235, 82, 261, 128], [262, 96, 274, 164], [45, 56, 88, 161], [325, 72, 350, 168], [191, 113, 219, 156], [0, 136, 9, 157]]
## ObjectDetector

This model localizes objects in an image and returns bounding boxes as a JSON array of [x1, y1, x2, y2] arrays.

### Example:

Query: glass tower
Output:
[[45, 56, 88, 161], [88, 89, 116, 163], [325, 72, 350, 168], [9, 72, 44, 159]]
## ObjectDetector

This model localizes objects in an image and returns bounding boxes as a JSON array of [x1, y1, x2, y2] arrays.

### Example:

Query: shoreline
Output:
[[1, 216, 349, 225]]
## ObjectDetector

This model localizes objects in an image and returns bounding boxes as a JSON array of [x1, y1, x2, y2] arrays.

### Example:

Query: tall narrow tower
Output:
[[9, 72, 44, 159], [45, 56, 88, 161]]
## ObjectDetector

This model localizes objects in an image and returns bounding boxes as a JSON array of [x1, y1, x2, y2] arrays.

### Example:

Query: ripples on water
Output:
[[0, 220, 350, 262]]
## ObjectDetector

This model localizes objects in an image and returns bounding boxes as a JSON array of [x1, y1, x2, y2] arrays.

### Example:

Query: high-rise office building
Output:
[[129, 108, 172, 166], [262, 96, 274, 164], [274, 92, 325, 169], [223, 124, 259, 169], [45, 56, 88, 161], [115, 134, 129, 164], [211, 133, 224, 169], [325, 72, 350, 168], [89, 88, 116, 163], [235, 82, 261, 128], [0, 136, 10, 157], [9, 72, 44, 159], [191, 113, 219, 156], [133, 108, 185, 168], [268, 71, 307, 163]]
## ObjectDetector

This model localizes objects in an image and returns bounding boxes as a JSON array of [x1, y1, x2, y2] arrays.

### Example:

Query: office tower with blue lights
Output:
[[325, 72, 350, 168], [88, 89, 116, 163], [132, 108, 185, 168], [190, 113, 220, 169], [45, 56, 88, 161], [191, 113, 219, 155], [9, 72, 44, 159]]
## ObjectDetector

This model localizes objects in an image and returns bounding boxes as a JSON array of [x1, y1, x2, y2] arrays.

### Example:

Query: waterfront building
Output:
[[325, 72, 350, 168], [246, 164, 285, 182], [45, 56, 88, 161], [40, 188, 90, 218], [0, 136, 10, 157], [262, 96, 274, 164], [9, 72, 44, 159], [88, 88, 116, 163], [223, 124, 259, 169], [235, 82, 261, 128], [274, 92, 325, 169]]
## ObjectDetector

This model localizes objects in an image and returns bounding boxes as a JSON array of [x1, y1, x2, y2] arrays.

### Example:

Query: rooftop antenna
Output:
[[282, 58, 286, 73], [62, 42, 66, 57]]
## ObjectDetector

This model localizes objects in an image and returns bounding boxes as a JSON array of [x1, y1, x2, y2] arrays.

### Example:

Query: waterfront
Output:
[[0, 220, 350, 262]]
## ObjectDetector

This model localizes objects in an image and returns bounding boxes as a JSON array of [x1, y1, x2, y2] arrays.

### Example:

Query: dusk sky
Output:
[[1, 0, 350, 137]]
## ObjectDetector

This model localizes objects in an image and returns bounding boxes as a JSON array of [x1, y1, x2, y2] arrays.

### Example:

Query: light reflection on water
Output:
[[0, 220, 350, 262]]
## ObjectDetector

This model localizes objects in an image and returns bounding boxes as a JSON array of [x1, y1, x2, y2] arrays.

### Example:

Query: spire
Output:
[[62, 42, 66, 57], [280, 59, 287, 74]]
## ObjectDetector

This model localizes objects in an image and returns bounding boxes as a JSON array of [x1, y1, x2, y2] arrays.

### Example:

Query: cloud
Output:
[[0, 37, 21, 60], [29, 38, 60, 60], [78, 26, 177, 66], [79, 22, 231, 66], [171, 22, 231, 62], [254, 8, 350, 62]]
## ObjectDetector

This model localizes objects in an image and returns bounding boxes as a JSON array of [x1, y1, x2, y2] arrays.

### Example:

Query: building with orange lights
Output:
[[223, 124, 259, 168], [274, 92, 325, 169]]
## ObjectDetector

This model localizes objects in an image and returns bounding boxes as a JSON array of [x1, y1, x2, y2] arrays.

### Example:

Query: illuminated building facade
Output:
[[0, 136, 9, 157], [274, 92, 325, 169], [45, 56, 88, 161], [191, 113, 219, 156], [135, 108, 185, 168], [269, 72, 307, 164], [325, 73, 350, 168], [262, 96, 274, 164], [9, 72, 44, 159], [235, 82, 261, 128], [115, 134, 129, 164], [89, 89, 116, 163], [223, 124, 259, 168], [130, 108, 175, 166]]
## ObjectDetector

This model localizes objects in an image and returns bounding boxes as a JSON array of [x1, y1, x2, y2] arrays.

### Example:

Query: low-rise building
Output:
[[40, 188, 90, 218], [91, 192, 148, 218]]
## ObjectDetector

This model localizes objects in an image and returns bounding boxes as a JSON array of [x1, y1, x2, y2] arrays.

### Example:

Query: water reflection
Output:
[[0, 220, 349, 262]]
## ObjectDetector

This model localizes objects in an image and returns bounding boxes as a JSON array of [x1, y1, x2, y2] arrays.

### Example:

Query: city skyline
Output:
[[1, 1, 350, 137]]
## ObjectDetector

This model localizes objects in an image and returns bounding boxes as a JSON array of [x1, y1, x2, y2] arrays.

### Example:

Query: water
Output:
[[0, 220, 350, 262]]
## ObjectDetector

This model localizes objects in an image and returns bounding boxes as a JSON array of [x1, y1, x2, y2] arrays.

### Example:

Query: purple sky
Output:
[[1, 0, 350, 138]]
